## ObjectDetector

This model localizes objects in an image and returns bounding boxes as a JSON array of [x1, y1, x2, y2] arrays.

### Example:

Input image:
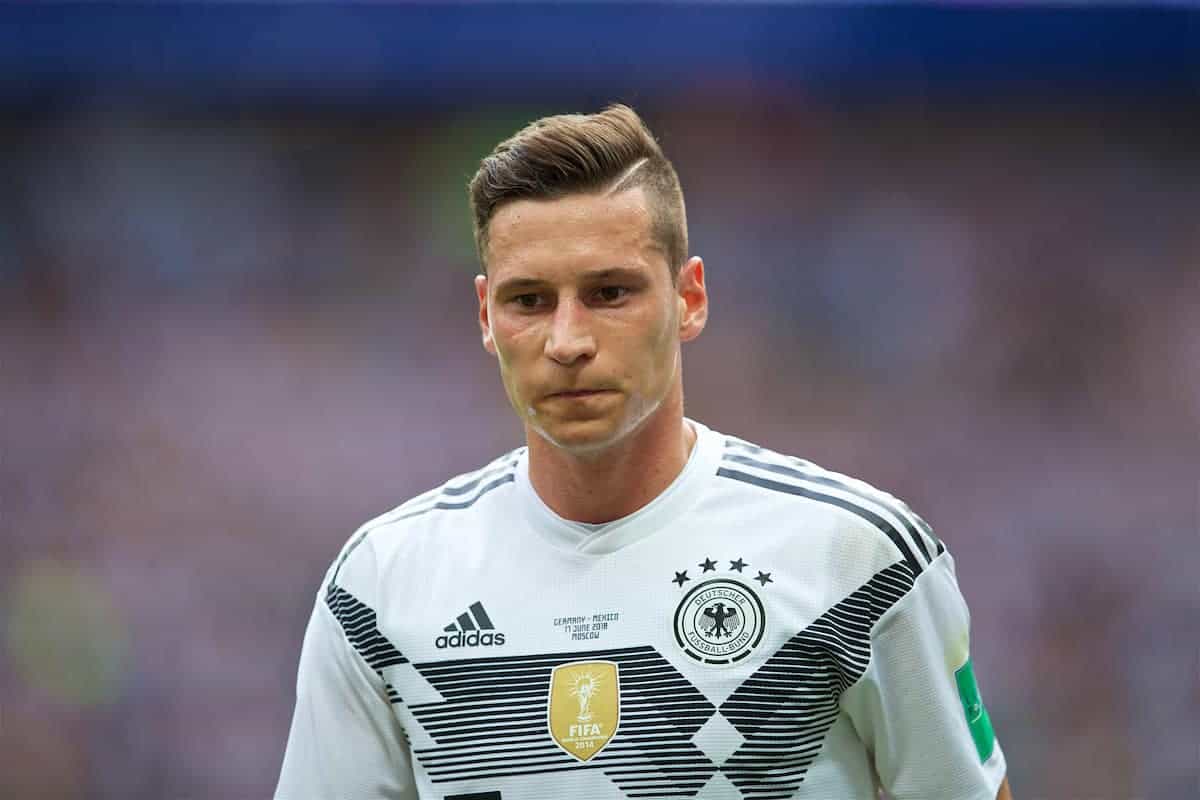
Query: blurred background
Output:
[[1, 2, 1197, 798]]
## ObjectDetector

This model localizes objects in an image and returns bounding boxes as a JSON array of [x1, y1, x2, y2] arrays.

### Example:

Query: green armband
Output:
[[955, 657, 996, 762]]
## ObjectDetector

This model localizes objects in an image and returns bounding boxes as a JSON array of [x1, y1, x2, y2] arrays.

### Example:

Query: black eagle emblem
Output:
[[700, 602, 741, 638]]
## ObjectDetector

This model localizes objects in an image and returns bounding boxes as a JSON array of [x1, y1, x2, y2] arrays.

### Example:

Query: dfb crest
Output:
[[673, 578, 766, 666]]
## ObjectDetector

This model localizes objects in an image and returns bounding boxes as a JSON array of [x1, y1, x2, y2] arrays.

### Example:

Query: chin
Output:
[[532, 415, 630, 457], [532, 396, 666, 458]]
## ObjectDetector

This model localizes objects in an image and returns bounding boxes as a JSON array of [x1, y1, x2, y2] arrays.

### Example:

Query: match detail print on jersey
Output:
[[547, 660, 620, 762]]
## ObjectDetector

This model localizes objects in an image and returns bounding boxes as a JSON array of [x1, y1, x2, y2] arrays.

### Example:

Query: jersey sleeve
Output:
[[841, 548, 1007, 800], [275, 543, 417, 800]]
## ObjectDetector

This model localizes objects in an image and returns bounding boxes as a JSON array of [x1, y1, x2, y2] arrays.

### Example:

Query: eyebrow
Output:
[[493, 267, 646, 296]]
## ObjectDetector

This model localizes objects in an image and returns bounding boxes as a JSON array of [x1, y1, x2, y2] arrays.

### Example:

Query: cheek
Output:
[[491, 318, 532, 365], [647, 304, 677, 356], [493, 313, 543, 353], [491, 320, 543, 399], [626, 310, 676, 385], [492, 344, 528, 409]]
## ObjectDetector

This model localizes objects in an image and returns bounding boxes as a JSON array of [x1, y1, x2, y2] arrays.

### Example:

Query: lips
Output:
[[548, 389, 612, 399]]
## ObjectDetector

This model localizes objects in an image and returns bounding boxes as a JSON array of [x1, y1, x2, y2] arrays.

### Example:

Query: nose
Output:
[[544, 298, 596, 365]]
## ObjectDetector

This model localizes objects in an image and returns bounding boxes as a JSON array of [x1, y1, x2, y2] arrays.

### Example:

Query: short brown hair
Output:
[[468, 104, 688, 278]]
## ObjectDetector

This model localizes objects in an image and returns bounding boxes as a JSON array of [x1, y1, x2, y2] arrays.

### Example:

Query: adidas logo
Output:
[[435, 601, 507, 649]]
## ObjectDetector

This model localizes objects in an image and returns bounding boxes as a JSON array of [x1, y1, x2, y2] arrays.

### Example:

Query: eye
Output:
[[512, 293, 542, 309], [594, 286, 629, 304]]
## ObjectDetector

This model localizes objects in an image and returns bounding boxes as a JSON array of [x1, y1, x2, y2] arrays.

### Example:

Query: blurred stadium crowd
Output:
[[1, 97, 1196, 799]]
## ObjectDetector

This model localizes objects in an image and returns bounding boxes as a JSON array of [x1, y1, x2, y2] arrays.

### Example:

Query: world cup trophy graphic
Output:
[[570, 672, 601, 722]]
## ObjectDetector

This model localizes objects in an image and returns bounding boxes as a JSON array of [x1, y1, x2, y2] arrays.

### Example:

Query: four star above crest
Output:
[[672, 557, 771, 586]]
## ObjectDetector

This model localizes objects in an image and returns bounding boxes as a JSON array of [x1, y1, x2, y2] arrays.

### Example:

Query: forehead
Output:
[[486, 188, 665, 282]]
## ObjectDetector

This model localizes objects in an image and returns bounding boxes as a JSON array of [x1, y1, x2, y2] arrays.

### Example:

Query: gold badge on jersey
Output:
[[548, 660, 620, 762]]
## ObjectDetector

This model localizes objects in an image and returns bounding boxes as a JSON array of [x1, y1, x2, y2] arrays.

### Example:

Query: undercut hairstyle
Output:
[[468, 104, 688, 279]]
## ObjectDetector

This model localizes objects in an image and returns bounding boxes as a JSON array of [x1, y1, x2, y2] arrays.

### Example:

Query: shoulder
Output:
[[711, 430, 945, 577], [323, 446, 525, 592]]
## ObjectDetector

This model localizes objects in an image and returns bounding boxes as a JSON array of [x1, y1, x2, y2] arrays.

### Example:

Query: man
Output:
[[277, 105, 1012, 800]]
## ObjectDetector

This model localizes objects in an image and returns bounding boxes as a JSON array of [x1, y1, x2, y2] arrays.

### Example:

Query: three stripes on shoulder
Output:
[[329, 449, 523, 584], [718, 437, 944, 576]]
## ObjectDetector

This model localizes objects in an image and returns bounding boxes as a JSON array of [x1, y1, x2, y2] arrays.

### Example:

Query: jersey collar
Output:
[[515, 418, 722, 555]]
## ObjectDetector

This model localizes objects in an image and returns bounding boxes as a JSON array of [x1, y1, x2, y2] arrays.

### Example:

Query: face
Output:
[[476, 187, 707, 456]]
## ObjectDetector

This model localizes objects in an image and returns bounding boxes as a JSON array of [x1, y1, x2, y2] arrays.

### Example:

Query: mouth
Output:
[[547, 389, 615, 400]]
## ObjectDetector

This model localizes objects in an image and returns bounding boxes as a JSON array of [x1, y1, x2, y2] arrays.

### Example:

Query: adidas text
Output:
[[435, 630, 506, 649]]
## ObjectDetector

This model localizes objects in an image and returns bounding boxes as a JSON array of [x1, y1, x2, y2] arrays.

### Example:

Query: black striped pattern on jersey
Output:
[[330, 451, 522, 584], [325, 583, 409, 676], [718, 561, 916, 798], [717, 438, 943, 574], [408, 646, 718, 797]]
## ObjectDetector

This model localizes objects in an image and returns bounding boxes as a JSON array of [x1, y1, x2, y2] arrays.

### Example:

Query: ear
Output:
[[475, 274, 497, 356], [676, 257, 708, 342]]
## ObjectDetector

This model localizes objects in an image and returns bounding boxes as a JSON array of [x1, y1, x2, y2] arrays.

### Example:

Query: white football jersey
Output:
[[277, 419, 1006, 800]]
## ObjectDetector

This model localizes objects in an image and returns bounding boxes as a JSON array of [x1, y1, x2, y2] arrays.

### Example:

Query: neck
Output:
[[525, 384, 696, 525]]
